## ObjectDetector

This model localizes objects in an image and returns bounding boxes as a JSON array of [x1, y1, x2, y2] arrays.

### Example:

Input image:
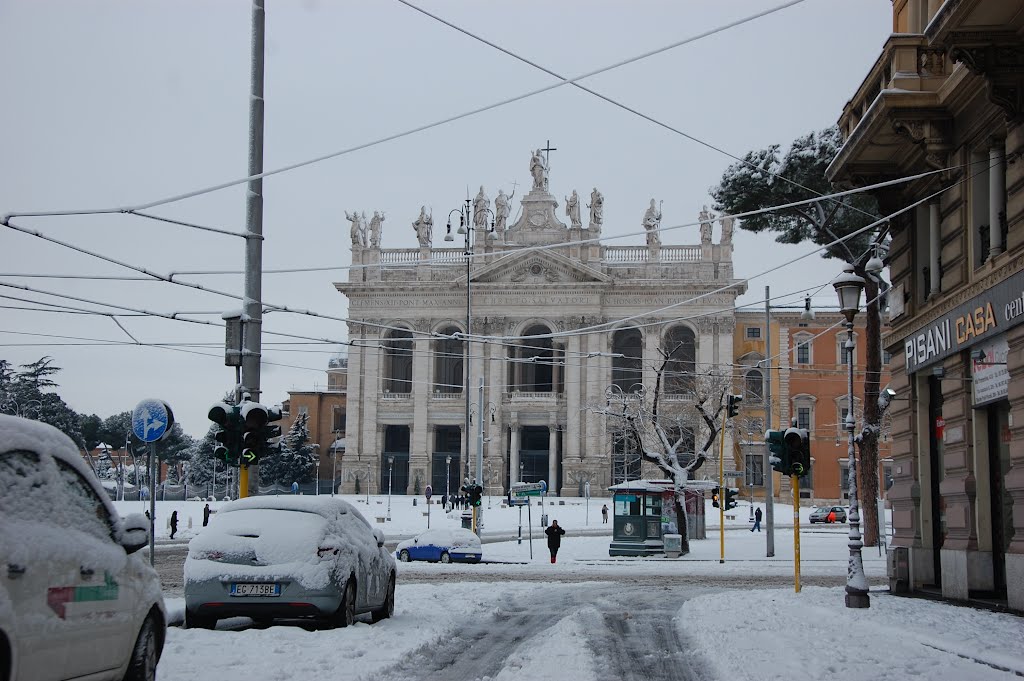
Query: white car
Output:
[[184, 496, 396, 629], [0, 415, 166, 681], [396, 528, 482, 564]]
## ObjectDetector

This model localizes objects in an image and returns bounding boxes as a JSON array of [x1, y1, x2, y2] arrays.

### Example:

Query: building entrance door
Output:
[[988, 403, 1012, 597], [519, 426, 549, 483]]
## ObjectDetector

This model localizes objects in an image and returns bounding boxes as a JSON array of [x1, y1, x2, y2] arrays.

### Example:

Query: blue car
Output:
[[395, 528, 482, 563]]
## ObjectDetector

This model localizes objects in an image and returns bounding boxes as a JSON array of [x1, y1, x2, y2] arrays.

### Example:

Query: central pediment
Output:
[[464, 249, 611, 285], [504, 187, 569, 246]]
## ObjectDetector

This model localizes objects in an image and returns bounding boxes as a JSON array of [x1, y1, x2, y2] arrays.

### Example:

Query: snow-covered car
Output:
[[809, 506, 848, 523], [184, 496, 396, 629], [395, 527, 482, 564], [0, 414, 166, 681]]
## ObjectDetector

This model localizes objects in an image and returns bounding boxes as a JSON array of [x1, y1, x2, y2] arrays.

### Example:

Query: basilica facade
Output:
[[335, 154, 745, 497]]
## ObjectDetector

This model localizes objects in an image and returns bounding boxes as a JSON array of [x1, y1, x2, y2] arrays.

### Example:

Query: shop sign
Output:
[[902, 269, 1024, 374], [973, 335, 1010, 407]]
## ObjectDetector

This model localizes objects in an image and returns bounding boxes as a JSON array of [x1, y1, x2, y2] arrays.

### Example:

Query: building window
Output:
[[332, 407, 345, 434], [298, 405, 309, 417], [510, 324, 557, 392], [433, 326, 464, 394], [746, 327, 761, 339], [836, 331, 857, 366], [840, 464, 850, 500], [611, 327, 643, 393], [384, 328, 414, 393], [663, 325, 696, 394], [883, 350, 891, 365], [744, 369, 764, 401], [794, 333, 812, 365], [744, 452, 764, 486], [797, 407, 811, 431]]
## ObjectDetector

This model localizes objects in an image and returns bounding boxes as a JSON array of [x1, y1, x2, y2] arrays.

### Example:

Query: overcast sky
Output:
[[1, 0, 892, 437]]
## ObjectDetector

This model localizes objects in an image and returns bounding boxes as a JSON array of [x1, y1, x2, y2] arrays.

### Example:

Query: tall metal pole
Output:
[[718, 425, 726, 563], [764, 285, 775, 557], [463, 199, 472, 485], [239, 0, 266, 500], [474, 377, 485, 535], [845, 321, 870, 607]]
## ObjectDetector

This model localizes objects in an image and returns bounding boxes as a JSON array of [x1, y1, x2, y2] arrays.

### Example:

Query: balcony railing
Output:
[[604, 245, 703, 263], [430, 392, 464, 399], [380, 391, 412, 400], [503, 391, 563, 401]]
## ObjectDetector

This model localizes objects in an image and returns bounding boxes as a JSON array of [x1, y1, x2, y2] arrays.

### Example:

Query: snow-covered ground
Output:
[[140, 495, 1024, 681]]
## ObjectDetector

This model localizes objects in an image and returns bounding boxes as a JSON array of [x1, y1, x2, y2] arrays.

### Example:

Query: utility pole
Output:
[[239, 0, 266, 499], [764, 285, 775, 558]]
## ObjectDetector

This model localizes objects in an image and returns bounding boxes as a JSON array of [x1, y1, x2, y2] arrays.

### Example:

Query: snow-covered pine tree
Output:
[[260, 412, 318, 486]]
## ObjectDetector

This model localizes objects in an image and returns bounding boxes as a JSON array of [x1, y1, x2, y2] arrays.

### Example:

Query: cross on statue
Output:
[[542, 139, 557, 164]]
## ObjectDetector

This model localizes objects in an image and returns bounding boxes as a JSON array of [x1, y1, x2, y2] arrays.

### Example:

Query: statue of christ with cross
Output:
[[530, 141, 557, 191]]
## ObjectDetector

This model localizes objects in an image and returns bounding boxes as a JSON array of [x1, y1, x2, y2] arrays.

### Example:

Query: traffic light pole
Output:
[[792, 474, 801, 593], [719, 423, 725, 564], [764, 285, 775, 558], [239, 0, 266, 500]]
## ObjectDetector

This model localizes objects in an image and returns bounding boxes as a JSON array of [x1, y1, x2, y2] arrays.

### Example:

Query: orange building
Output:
[[733, 308, 892, 505], [280, 356, 349, 493]]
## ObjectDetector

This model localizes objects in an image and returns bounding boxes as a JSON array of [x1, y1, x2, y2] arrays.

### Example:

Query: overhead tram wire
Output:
[[396, 0, 879, 226], [1, 162, 971, 349], [2, 0, 805, 223]]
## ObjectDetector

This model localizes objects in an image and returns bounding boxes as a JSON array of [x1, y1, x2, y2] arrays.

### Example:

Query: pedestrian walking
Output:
[[827, 508, 836, 524], [545, 519, 566, 564], [170, 510, 178, 539], [751, 506, 762, 532], [203, 503, 211, 527], [440, 493, 447, 510], [601, 504, 609, 524]]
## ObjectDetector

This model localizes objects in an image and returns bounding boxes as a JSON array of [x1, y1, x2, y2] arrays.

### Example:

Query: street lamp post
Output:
[[315, 461, 321, 495], [833, 263, 870, 609], [387, 455, 395, 521], [331, 430, 341, 497], [445, 455, 452, 500], [445, 199, 494, 486]]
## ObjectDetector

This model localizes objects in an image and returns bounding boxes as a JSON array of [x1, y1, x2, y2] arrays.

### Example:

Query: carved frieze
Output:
[[891, 116, 952, 169]]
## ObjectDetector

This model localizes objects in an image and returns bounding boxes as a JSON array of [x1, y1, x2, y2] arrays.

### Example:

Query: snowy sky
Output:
[[0, 0, 892, 436]]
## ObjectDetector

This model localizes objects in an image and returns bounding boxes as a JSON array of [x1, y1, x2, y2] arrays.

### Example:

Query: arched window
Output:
[[509, 324, 555, 392], [433, 326, 463, 394], [611, 328, 643, 392], [383, 328, 413, 393], [663, 326, 696, 394], [744, 369, 764, 401]]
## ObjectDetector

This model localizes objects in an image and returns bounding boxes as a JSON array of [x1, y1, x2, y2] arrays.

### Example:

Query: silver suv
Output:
[[0, 415, 166, 681]]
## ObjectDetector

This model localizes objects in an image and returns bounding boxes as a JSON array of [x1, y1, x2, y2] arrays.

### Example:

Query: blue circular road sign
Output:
[[132, 399, 171, 443], [425, 484, 433, 500]]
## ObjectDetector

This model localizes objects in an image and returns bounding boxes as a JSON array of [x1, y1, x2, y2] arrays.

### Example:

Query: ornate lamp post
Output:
[[445, 199, 495, 485], [833, 263, 869, 609], [315, 461, 321, 496], [387, 455, 395, 521], [445, 455, 452, 499]]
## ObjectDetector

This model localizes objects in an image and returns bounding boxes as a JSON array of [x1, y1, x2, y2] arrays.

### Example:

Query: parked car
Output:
[[184, 496, 396, 629], [809, 506, 848, 523], [0, 414, 166, 681], [395, 528, 482, 564]]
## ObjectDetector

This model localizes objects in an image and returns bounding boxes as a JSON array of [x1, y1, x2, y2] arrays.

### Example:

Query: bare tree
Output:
[[605, 346, 730, 555]]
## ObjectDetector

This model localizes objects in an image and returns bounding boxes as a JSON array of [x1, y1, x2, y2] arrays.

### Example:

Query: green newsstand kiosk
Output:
[[608, 479, 705, 556]]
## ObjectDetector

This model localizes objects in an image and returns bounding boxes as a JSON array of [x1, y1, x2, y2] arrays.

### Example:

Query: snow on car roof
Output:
[[217, 494, 356, 519]]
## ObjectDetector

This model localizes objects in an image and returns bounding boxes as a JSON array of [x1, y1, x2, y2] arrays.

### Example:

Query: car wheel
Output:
[[399, 549, 411, 562], [439, 551, 451, 564], [333, 578, 356, 628], [184, 612, 216, 630], [124, 616, 159, 681], [371, 574, 395, 623]]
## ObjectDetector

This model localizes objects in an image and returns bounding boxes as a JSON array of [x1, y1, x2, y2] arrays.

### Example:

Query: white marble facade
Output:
[[336, 155, 745, 497]]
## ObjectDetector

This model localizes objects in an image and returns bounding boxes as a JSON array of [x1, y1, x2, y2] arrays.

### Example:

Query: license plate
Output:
[[230, 582, 281, 597]]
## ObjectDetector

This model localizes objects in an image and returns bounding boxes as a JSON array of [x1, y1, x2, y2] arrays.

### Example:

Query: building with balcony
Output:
[[827, 0, 1023, 610], [336, 154, 745, 498], [732, 310, 892, 506]]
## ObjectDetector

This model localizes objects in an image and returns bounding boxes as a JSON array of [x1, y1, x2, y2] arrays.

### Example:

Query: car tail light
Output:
[[194, 550, 224, 561], [317, 547, 339, 559]]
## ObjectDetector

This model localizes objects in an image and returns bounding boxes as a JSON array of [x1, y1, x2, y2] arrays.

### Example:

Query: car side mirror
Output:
[[373, 528, 385, 548], [119, 513, 150, 555]]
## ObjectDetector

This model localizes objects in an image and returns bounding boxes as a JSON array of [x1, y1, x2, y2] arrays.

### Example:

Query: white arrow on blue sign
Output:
[[132, 399, 172, 443]]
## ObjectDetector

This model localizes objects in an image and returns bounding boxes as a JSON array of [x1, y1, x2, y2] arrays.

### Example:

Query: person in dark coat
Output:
[[751, 506, 762, 532], [170, 510, 178, 539], [545, 519, 566, 564], [203, 503, 211, 527], [601, 504, 609, 524], [440, 494, 447, 510]]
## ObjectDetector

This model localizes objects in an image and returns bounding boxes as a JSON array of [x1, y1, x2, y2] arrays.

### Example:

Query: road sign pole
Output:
[[148, 441, 157, 566], [528, 501, 533, 560], [793, 474, 801, 593]]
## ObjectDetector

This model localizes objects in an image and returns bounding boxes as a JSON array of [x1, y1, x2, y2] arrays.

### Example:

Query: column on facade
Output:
[[565, 334, 582, 464], [510, 420, 521, 483], [590, 330, 611, 476], [929, 201, 941, 296], [697, 319, 714, 376], [642, 323, 659, 397], [484, 338, 503, 493], [361, 330, 382, 491], [412, 334, 430, 480], [346, 324, 364, 493], [549, 421, 558, 494], [937, 355, 979, 600], [989, 139, 1006, 258], [1005, 319, 1024, 611]]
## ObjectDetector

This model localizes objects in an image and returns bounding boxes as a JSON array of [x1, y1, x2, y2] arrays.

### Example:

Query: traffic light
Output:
[[785, 426, 811, 477], [711, 486, 720, 508], [239, 400, 283, 466], [724, 488, 739, 510], [208, 402, 242, 466], [469, 484, 483, 507], [727, 393, 743, 418], [765, 429, 789, 475]]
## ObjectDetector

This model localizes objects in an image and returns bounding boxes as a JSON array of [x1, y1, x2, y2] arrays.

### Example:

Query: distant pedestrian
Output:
[[440, 493, 447, 510], [751, 506, 762, 532], [170, 510, 178, 539], [545, 519, 566, 564], [827, 509, 836, 524], [601, 504, 609, 524], [291, 481, 299, 495], [145, 510, 151, 521], [203, 503, 211, 527]]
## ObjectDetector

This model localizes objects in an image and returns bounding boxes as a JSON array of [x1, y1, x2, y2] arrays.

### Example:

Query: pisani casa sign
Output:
[[903, 269, 1024, 374]]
